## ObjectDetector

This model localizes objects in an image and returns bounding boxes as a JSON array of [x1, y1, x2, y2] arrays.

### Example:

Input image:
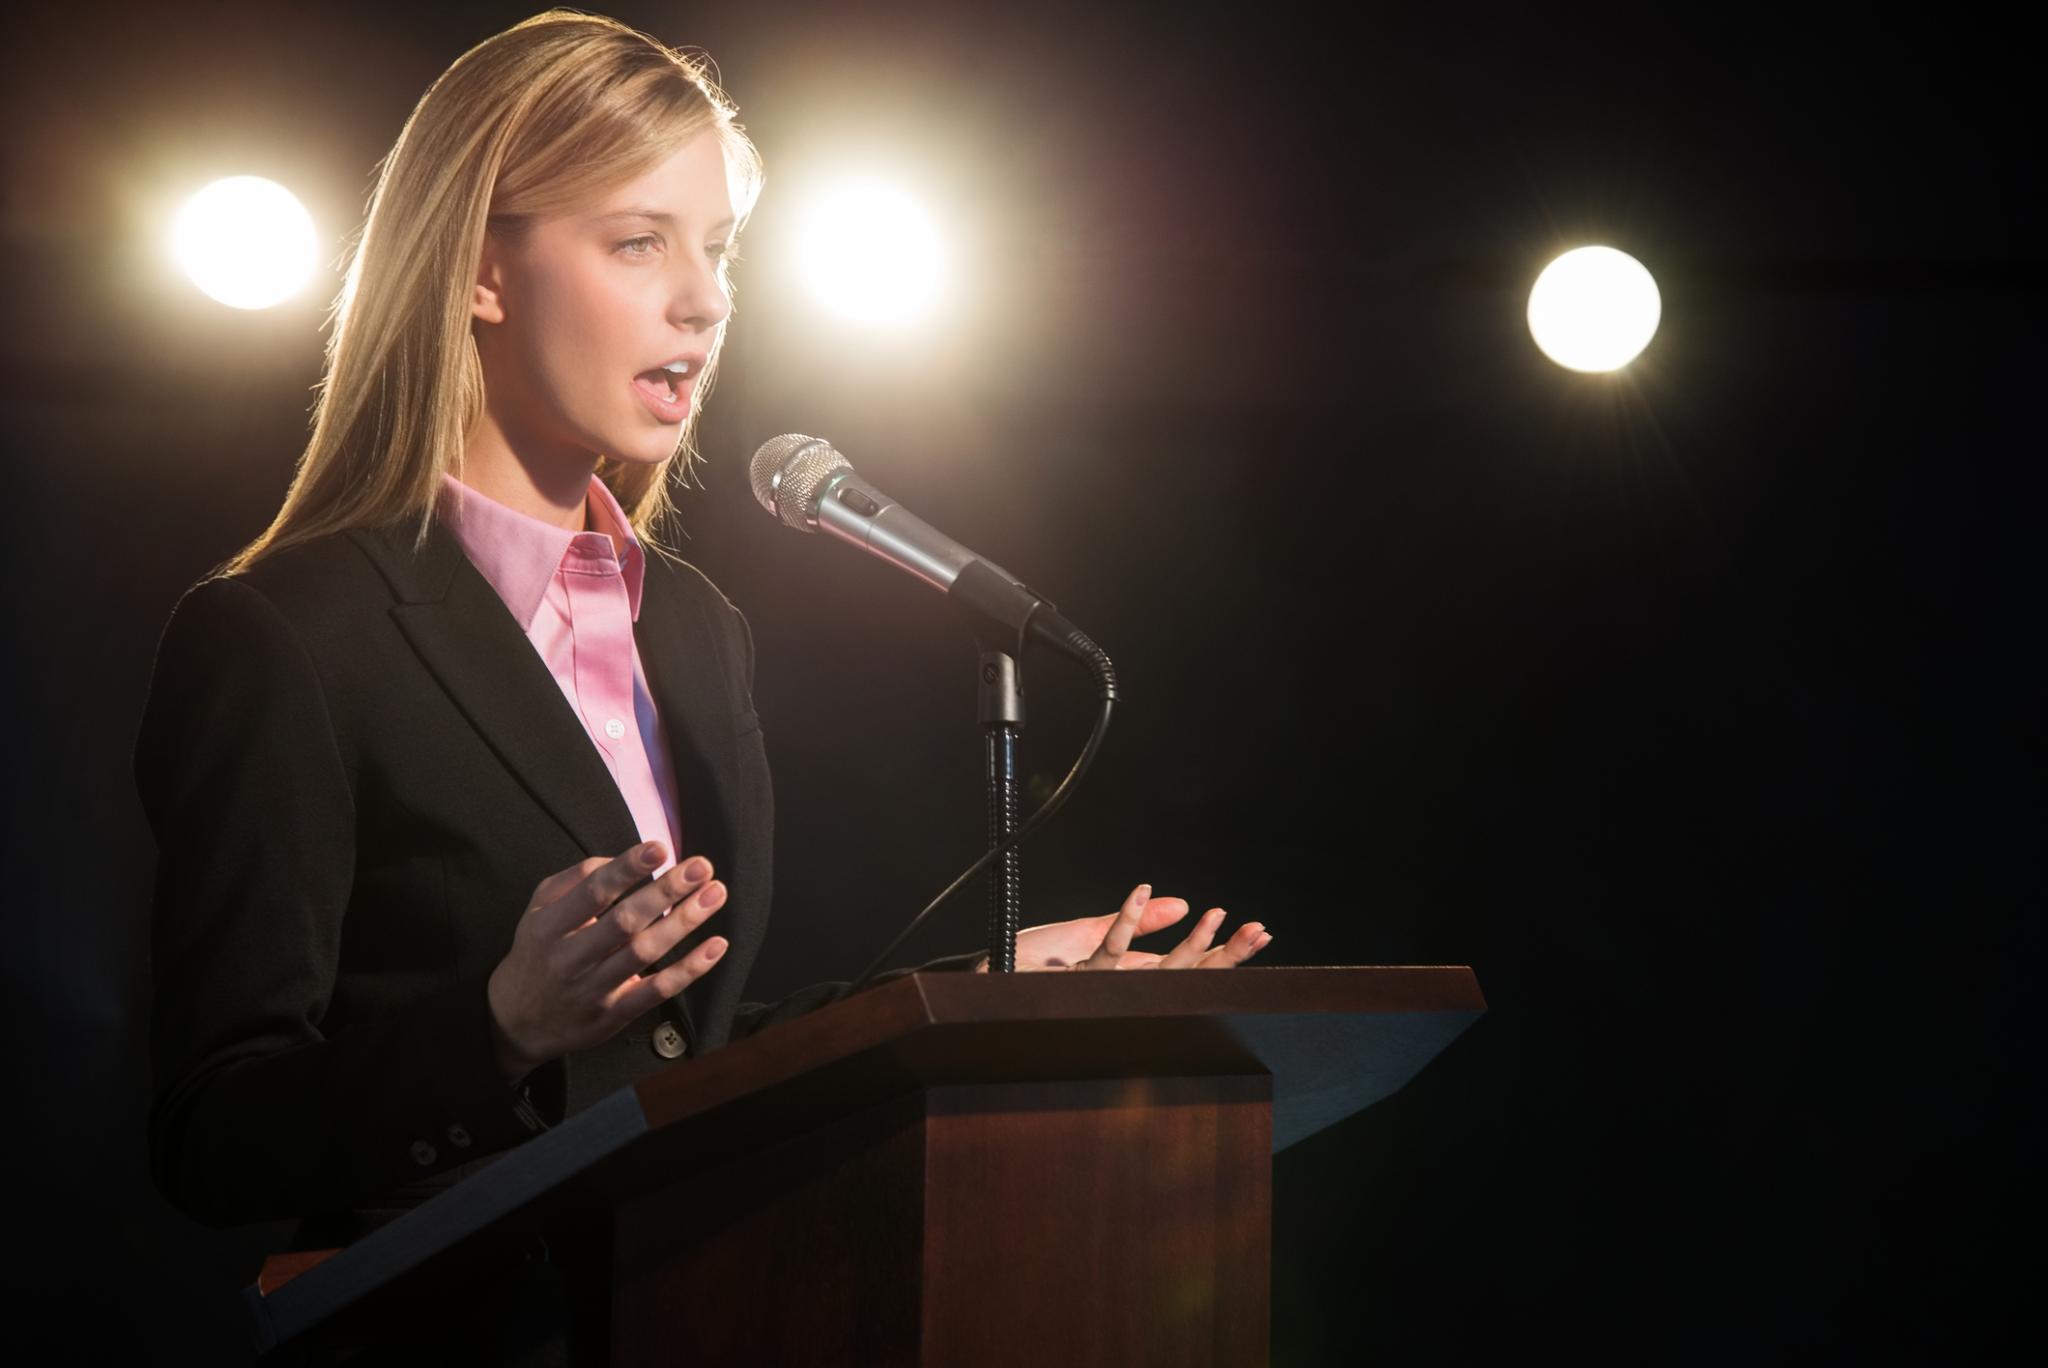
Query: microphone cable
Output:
[[842, 618, 1117, 996]]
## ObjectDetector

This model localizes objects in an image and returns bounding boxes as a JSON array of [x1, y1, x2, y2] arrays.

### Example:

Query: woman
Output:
[[136, 6, 1270, 1269]]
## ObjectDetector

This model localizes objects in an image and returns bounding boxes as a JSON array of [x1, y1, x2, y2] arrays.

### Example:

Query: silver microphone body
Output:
[[812, 466, 1024, 592], [751, 433, 1024, 594], [749, 432, 1114, 682]]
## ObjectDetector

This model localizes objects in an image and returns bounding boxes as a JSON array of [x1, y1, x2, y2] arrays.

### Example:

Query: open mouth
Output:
[[632, 355, 704, 420], [634, 366, 684, 402]]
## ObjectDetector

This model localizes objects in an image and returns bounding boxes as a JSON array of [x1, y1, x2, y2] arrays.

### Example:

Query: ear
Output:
[[471, 231, 509, 326]]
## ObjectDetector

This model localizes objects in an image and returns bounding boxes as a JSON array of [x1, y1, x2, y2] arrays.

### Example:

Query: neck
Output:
[[458, 405, 595, 532]]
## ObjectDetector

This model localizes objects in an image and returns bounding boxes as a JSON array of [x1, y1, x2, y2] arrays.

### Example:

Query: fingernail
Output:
[[1134, 884, 1152, 907], [639, 843, 663, 868], [699, 881, 726, 910], [682, 857, 711, 883], [704, 940, 726, 961], [1256, 933, 1273, 948]]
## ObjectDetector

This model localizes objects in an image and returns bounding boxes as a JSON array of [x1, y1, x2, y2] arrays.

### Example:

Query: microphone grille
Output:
[[749, 433, 848, 530]]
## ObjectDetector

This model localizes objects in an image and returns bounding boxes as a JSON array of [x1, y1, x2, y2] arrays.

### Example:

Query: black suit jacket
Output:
[[134, 512, 982, 1233]]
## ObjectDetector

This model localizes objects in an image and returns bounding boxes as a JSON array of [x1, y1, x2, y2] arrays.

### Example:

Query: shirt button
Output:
[[410, 1140, 438, 1167], [447, 1123, 473, 1149], [604, 717, 626, 740], [651, 1021, 688, 1059]]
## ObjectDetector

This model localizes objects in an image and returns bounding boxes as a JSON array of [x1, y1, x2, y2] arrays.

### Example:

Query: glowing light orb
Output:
[[796, 179, 946, 327], [169, 176, 318, 310], [1527, 246, 1661, 372]]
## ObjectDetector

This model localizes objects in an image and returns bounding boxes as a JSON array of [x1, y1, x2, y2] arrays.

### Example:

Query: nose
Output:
[[669, 249, 732, 333]]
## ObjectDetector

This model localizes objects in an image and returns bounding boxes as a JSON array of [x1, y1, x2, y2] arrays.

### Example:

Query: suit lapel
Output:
[[633, 557, 743, 881], [632, 554, 750, 1047], [353, 518, 642, 862]]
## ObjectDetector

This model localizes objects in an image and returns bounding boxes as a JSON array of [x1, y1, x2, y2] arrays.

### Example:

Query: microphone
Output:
[[748, 434, 1110, 680]]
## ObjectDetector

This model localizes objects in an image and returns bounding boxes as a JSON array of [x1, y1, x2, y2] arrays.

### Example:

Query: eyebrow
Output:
[[594, 207, 738, 233]]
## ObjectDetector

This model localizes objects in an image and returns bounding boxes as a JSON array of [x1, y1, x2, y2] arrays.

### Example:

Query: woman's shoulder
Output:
[[143, 525, 434, 740], [642, 544, 748, 624], [647, 545, 725, 594], [240, 527, 391, 598], [640, 546, 757, 693], [163, 527, 405, 656]]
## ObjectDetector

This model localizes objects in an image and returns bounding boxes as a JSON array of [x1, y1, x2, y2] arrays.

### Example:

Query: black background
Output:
[[4, 3, 2037, 1361]]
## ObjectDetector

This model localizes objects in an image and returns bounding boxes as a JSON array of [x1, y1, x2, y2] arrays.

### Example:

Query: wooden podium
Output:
[[248, 966, 1484, 1365]]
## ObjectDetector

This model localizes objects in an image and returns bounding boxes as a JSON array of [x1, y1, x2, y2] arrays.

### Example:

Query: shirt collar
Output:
[[435, 470, 646, 630]]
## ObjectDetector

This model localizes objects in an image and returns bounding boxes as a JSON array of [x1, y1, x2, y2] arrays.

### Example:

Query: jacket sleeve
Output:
[[136, 576, 546, 1228]]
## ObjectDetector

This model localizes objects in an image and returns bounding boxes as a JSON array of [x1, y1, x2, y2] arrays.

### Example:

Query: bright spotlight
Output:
[[169, 176, 318, 310], [1527, 246, 1661, 372], [796, 178, 946, 327]]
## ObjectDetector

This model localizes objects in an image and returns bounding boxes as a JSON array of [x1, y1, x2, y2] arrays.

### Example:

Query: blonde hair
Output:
[[216, 8, 763, 578]]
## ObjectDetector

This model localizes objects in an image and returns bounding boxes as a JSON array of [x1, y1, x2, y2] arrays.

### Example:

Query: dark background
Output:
[[4, 2, 2037, 1361]]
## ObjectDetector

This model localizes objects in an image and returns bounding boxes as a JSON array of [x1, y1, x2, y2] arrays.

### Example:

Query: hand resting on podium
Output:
[[971, 883, 1273, 972]]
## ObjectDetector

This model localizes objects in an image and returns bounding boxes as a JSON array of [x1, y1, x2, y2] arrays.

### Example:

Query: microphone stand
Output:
[[838, 599, 1113, 1001], [977, 632, 1025, 973]]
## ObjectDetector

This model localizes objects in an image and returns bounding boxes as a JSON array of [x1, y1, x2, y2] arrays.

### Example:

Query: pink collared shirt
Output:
[[436, 471, 687, 877]]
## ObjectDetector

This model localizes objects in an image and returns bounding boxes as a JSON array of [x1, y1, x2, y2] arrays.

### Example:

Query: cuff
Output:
[[378, 971, 561, 1185]]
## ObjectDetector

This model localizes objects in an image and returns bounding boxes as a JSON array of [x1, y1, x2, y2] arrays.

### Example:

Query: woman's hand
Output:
[[974, 884, 1272, 972], [486, 840, 727, 1086]]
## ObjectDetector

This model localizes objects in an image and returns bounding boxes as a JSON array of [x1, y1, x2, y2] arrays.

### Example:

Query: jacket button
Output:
[[651, 1021, 688, 1059], [446, 1123, 472, 1149], [409, 1140, 437, 1167]]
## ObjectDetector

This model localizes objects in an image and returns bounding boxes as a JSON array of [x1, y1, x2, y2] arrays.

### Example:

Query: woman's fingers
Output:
[[1074, 887, 1273, 971], [1210, 922, 1271, 966], [557, 852, 715, 977], [529, 842, 664, 940], [1191, 922, 1271, 967], [582, 877, 727, 989], [1156, 907, 1228, 969], [1078, 884, 1153, 969], [527, 855, 613, 925], [612, 933, 730, 1020]]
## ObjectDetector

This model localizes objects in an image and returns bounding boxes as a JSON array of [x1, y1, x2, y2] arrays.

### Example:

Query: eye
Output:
[[616, 234, 661, 258]]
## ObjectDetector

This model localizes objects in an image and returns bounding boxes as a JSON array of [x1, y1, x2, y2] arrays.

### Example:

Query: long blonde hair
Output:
[[216, 9, 763, 579]]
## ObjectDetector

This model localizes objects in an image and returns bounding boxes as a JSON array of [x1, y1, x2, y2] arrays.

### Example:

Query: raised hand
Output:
[[486, 841, 727, 1085]]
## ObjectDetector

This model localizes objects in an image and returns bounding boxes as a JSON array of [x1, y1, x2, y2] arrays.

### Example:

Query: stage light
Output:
[[168, 176, 318, 310], [795, 178, 946, 327], [1527, 246, 1661, 372]]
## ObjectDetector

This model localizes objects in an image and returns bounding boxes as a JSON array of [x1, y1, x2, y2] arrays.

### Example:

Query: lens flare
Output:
[[168, 176, 318, 310], [1527, 246, 1661, 372], [796, 178, 946, 327]]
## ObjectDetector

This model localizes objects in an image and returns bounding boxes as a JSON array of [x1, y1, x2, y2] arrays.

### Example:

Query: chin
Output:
[[592, 423, 677, 468], [614, 438, 682, 469]]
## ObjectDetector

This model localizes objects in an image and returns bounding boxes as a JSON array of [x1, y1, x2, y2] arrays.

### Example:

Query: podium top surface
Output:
[[637, 964, 1483, 1137]]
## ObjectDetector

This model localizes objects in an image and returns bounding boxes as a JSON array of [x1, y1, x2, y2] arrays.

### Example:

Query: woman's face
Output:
[[471, 128, 736, 472]]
